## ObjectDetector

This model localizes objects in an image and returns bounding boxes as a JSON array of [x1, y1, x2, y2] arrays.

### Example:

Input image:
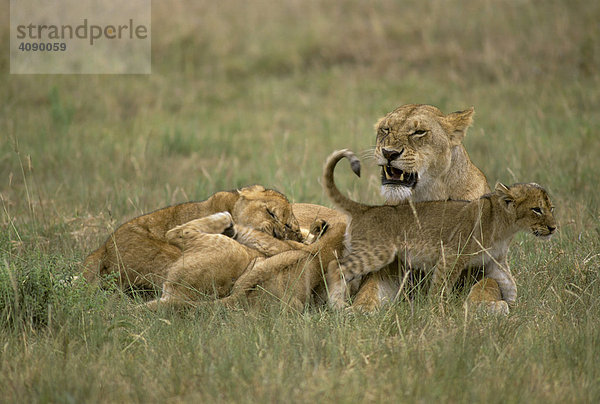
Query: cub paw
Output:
[[206, 212, 235, 235], [192, 212, 234, 235], [329, 297, 349, 310], [327, 286, 350, 310]]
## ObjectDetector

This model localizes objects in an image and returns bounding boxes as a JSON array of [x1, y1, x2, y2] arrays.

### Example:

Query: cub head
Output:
[[232, 185, 302, 242], [374, 104, 475, 202], [494, 182, 557, 239]]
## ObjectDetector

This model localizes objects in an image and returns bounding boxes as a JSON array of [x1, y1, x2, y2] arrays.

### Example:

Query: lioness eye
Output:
[[531, 207, 543, 215], [266, 209, 277, 219], [411, 129, 427, 137]]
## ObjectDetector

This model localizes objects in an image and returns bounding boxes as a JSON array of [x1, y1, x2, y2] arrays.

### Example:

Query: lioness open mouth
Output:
[[381, 166, 418, 188]]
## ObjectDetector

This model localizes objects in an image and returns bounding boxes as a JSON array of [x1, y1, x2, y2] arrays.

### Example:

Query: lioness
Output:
[[146, 211, 346, 311], [214, 104, 499, 312], [82, 185, 302, 291], [352, 103, 498, 312], [324, 149, 557, 312]]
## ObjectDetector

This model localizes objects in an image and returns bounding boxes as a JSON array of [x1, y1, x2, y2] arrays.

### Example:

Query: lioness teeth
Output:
[[382, 166, 417, 187], [384, 166, 392, 180]]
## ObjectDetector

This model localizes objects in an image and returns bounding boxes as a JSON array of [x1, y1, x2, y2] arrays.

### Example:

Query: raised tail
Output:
[[322, 149, 367, 215]]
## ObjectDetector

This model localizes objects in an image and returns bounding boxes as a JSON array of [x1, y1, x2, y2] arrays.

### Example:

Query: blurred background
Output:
[[1, 0, 599, 255]]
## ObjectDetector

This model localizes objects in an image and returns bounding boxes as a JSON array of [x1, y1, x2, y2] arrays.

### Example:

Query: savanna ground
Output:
[[1, 0, 600, 402]]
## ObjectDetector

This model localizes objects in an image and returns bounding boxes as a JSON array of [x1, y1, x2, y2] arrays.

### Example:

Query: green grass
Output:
[[1, 0, 600, 402]]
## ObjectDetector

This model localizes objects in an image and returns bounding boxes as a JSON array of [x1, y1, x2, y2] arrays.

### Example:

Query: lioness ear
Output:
[[374, 117, 386, 132], [446, 107, 474, 146]]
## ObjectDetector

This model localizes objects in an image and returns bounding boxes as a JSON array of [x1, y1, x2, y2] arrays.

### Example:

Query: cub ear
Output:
[[494, 182, 514, 209], [494, 182, 510, 194], [446, 107, 474, 146]]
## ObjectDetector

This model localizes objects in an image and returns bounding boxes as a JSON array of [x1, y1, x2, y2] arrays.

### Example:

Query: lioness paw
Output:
[[465, 299, 510, 316]]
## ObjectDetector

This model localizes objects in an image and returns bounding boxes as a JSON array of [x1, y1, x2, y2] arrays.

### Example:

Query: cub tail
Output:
[[322, 149, 367, 215]]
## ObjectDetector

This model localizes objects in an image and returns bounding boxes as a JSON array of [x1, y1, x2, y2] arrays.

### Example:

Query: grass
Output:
[[1, 0, 600, 402]]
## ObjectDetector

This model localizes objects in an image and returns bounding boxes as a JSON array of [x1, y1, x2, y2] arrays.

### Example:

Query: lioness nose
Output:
[[382, 148, 403, 162]]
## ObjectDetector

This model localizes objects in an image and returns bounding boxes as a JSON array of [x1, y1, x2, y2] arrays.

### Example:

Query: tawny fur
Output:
[[82, 185, 302, 291], [324, 150, 556, 311], [145, 211, 346, 311], [374, 104, 488, 203], [353, 104, 496, 312]]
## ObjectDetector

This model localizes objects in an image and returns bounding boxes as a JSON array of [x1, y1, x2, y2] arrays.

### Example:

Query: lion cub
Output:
[[82, 185, 302, 291], [145, 212, 334, 310], [323, 149, 556, 311]]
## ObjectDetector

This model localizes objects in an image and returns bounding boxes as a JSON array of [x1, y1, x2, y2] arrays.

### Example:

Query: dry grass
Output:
[[1, 0, 599, 402]]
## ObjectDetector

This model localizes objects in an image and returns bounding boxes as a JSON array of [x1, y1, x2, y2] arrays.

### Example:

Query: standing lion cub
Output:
[[324, 150, 556, 312]]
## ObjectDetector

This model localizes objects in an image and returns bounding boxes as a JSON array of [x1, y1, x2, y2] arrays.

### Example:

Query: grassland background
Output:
[[1, 0, 599, 402]]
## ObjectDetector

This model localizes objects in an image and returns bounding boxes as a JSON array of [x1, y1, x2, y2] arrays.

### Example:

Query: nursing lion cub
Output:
[[82, 185, 302, 291], [146, 211, 346, 310], [324, 150, 556, 313]]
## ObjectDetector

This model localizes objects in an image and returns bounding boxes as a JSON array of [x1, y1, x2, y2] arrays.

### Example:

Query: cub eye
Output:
[[531, 207, 543, 215], [411, 129, 427, 138], [266, 209, 278, 221]]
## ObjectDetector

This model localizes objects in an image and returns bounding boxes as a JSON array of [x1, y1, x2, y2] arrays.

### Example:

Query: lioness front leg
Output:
[[350, 271, 388, 313], [465, 278, 509, 315], [464, 256, 514, 315], [481, 257, 516, 307]]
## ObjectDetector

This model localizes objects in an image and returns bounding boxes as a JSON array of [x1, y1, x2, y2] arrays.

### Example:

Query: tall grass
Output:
[[1, 0, 599, 402]]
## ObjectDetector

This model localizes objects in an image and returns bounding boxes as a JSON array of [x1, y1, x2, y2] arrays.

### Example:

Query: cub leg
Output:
[[234, 226, 298, 256], [429, 257, 465, 301], [145, 282, 193, 311], [226, 250, 311, 300], [166, 212, 235, 247], [327, 246, 397, 310]]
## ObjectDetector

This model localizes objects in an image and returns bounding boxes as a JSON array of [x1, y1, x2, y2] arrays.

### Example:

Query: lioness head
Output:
[[374, 104, 475, 202], [495, 182, 557, 239], [232, 185, 303, 242]]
